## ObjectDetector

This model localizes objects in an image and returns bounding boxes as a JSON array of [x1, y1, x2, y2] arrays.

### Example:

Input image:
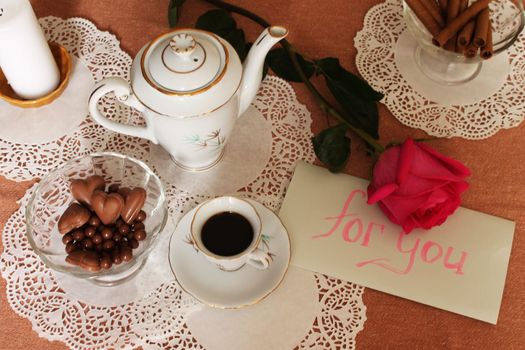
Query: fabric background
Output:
[[0, 0, 523, 349]]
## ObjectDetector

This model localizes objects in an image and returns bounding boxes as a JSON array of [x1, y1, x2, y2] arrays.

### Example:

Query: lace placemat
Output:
[[0, 16, 367, 349], [354, 0, 525, 140]]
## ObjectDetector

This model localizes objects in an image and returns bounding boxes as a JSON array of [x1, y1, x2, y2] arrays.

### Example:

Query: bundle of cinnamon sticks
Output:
[[406, 0, 494, 59]]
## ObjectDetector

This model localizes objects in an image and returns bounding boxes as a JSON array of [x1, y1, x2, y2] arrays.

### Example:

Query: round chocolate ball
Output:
[[100, 254, 113, 269], [118, 224, 130, 234], [62, 233, 73, 245], [88, 215, 101, 227], [71, 230, 85, 242], [84, 226, 96, 237], [92, 234, 103, 245], [102, 240, 115, 250], [120, 248, 133, 262], [112, 250, 122, 265], [115, 218, 124, 228], [101, 227, 113, 240], [134, 230, 147, 241], [112, 233, 123, 243], [82, 238, 94, 249], [136, 210, 147, 222], [94, 243, 103, 252], [133, 222, 145, 231], [65, 241, 76, 254], [130, 239, 139, 249]]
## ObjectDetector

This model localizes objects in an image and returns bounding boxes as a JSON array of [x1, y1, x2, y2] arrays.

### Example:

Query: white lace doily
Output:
[[0, 16, 367, 349], [355, 0, 525, 139]]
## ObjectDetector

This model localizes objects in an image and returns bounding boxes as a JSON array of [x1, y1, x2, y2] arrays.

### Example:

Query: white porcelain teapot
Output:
[[88, 26, 288, 171]]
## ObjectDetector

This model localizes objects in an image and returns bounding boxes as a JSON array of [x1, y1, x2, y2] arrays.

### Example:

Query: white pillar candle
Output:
[[0, 0, 59, 100]]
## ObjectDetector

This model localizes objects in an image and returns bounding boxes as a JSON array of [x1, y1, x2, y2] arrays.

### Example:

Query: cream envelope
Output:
[[279, 161, 515, 324]]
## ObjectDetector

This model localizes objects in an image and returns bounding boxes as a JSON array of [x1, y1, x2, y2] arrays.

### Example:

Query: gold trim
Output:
[[161, 42, 206, 74], [189, 196, 263, 261], [0, 42, 72, 108], [140, 28, 229, 96], [129, 77, 242, 118], [268, 26, 289, 38], [168, 199, 291, 309], [170, 147, 225, 172]]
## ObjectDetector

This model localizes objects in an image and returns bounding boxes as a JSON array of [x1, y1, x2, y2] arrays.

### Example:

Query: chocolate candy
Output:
[[101, 227, 113, 240], [136, 210, 147, 222], [133, 222, 145, 231], [58, 203, 90, 234], [62, 233, 73, 245], [61, 177, 149, 272], [102, 240, 115, 250], [100, 255, 113, 269], [82, 238, 94, 249], [70, 175, 105, 206], [92, 233, 103, 245], [84, 226, 96, 237], [134, 230, 146, 241], [118, 224, 130, 234], [121, 188, 147, 224], [130, 239, 139, 249], [91, 190, 124, 225], [120, 248, 133, 262], [88, 215, 101, 227], [112, 250, 122, 265], [71, 229, 85, 241], [65, 241, 76, 254]]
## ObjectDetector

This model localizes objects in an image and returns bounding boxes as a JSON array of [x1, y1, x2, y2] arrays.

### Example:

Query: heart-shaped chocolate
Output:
[[91, 190, 124, 225], [121, 187, 147, 224], [70, 175, 105, 206], [58, 203, 91, 234]]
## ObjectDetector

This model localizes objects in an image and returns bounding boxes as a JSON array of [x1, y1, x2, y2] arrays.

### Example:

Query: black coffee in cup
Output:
[[201, 212, 254, 256]]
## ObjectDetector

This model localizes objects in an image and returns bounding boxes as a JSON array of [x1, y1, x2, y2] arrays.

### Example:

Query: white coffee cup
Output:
[[190, 196, 272, 271]]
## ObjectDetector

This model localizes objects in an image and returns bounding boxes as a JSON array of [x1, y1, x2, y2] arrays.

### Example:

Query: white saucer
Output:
[[169, 199, 291, 309]]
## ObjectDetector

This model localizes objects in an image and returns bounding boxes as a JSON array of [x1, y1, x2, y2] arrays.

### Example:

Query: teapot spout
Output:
[[239, 26, 288, 116]]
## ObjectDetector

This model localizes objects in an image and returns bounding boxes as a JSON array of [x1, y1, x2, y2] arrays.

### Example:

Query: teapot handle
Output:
[[88, 77, 158, 143]]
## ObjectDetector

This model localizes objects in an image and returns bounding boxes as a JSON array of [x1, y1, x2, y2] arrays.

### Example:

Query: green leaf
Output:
[[196, 9, 236, 34], [312, 124, 351, 172], [267, 48, 315, 82], [195, 10, 247, 61], [168, 0, 185, 27], [316, 57, 382, 139]]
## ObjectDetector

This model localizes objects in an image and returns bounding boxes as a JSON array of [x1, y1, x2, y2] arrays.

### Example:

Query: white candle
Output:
[[0, 0, 59, 100]]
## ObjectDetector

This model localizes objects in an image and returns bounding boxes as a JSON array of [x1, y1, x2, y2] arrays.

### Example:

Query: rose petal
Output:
[[397, 139, 415, 185], [370, 146, 400, 188], [367, 183, 399, 204], [416, 142, 471, 177]]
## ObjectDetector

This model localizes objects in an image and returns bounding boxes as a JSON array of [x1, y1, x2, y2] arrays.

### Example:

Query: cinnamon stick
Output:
[[421, 0, 446, 27], [465, 43, 479, 58], [457, 20, 476, 48], [480, 23, 493, 59], [473, 7, 490, 47], [444, 0, 461, 51], [453, 0, 470, 51], [406, 0, 442, 37], [458, 0, 468, 13], [433, 0, 493, 47]]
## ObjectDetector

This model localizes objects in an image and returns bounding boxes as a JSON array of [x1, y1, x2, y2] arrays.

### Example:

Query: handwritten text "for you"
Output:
[[312, 190, 467, 275]]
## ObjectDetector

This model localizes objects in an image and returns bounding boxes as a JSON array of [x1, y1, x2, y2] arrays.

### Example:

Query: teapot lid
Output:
[[141, 28, 230, 94]]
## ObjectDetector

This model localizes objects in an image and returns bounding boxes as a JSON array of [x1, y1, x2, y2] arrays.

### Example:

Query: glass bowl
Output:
[[26, 152, 168, 286], [403, 0, 524, 85]]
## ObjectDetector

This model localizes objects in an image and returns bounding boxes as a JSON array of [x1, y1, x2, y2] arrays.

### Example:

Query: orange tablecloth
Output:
[[1, 0, 524, 349]]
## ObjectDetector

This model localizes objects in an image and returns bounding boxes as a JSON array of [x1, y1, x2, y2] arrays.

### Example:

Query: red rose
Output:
[[367, 139, 470, 233]]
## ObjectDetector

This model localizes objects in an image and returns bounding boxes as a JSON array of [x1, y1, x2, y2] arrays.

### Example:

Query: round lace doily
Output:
[[0, 16, 367, 349], [355, 0, 525, 140]]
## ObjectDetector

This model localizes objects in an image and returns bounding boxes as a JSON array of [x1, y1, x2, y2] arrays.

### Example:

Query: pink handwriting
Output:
[[313, 190, 468, 275]]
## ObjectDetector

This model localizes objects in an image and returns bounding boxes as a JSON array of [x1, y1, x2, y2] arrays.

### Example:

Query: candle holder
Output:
[[0, 42, 72, 108]]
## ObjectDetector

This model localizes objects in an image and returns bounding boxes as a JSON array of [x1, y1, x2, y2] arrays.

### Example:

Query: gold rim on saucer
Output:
[[0, 42, 72, 108]]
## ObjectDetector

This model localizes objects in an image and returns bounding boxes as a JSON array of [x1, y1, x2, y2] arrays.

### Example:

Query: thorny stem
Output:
[[201, 0, 385, 154]]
